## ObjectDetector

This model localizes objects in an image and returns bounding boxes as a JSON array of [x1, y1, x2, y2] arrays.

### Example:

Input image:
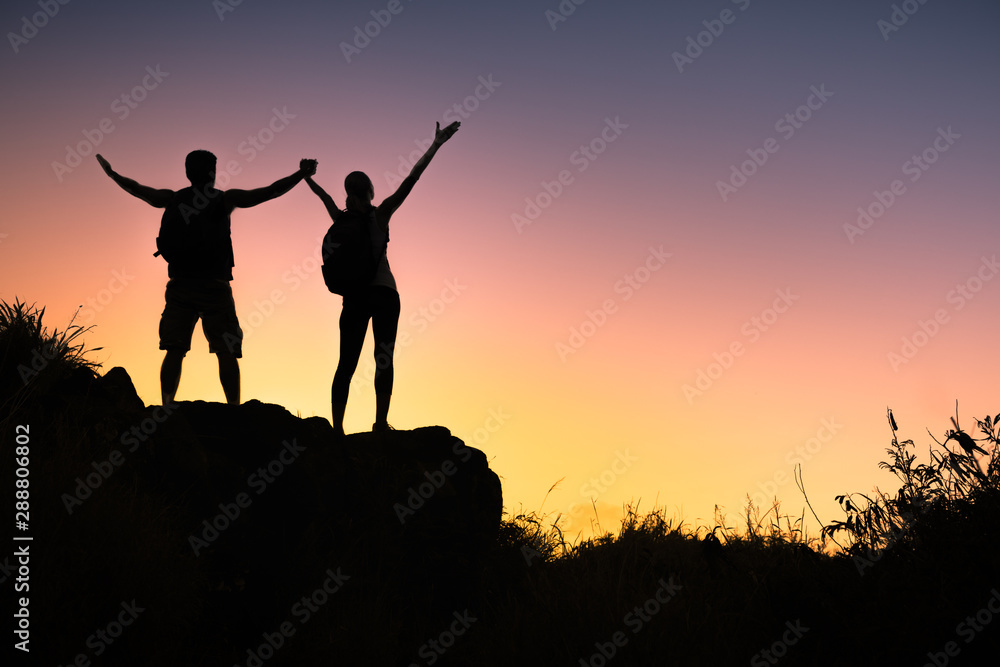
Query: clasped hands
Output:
[[299, 158, 318, 177]]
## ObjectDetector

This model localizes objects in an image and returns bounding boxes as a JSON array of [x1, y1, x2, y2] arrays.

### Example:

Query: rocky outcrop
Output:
[[14, 366, 503, 665]]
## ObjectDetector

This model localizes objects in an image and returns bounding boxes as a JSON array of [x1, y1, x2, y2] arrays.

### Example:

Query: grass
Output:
[[0, 298, 101, 416]]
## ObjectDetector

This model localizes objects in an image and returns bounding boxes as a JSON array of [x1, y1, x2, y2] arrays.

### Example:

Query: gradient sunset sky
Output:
[[2, 0, 998, 538]]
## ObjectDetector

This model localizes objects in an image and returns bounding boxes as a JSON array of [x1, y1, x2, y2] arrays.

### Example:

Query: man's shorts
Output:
[[159, 278, 243, 357]]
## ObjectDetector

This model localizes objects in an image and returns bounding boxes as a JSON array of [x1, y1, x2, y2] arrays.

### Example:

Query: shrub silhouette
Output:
[[0, 298, 101, 413], [822, 406, 999, 569]]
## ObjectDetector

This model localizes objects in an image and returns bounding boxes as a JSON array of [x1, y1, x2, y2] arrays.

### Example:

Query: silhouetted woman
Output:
[[306, 121, 460, 435]]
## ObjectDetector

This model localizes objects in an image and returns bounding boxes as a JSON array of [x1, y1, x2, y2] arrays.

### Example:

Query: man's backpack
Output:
[[154, 187, 231, 269], [321, 208, 387, 297]]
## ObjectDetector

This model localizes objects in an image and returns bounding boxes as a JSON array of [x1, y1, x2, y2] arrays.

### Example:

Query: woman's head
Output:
[[344, 171, 374, 210]]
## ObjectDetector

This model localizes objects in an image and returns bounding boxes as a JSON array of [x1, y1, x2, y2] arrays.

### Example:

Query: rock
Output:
[[125, 398, 504, 638], [98, 366, 146, 411], [11, 358, 504, 663]]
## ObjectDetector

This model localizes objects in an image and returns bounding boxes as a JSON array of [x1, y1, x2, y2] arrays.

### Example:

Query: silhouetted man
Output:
[[96, 151, 316, 405]]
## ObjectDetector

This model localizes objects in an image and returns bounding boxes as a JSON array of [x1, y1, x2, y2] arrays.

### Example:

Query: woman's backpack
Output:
[[321, 209, 386, 297]]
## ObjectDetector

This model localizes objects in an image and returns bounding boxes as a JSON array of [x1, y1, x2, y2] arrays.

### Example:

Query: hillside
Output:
[[2, 303, 1000, 665]]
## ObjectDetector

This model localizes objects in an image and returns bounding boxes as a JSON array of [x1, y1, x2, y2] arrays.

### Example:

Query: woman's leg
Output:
[[332, 295, 371, 434], [371, 287, 401, 429]]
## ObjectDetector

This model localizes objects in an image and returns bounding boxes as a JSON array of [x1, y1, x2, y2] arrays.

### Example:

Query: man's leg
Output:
[[161, 350, 185, 405], [160, 279, 198, 405], [201, 279, 243, 405], [217, 352, 240, 405], [159, 279, 197, 405]]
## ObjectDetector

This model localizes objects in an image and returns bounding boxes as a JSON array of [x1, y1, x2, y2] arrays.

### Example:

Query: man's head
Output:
[[185, 150, 217, 187]]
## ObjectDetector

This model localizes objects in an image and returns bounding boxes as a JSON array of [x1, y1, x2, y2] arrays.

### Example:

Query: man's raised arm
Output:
[[96, 154, 173, 208], [227, 159, 317, 209]]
